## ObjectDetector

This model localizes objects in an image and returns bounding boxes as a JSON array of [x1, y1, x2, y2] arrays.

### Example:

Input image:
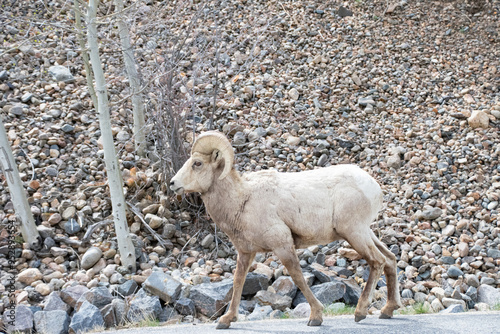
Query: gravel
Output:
[[1, 0, 499, 331]]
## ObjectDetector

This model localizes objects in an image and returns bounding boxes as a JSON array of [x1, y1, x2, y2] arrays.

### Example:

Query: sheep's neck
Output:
[[201, 169, 248, 240]]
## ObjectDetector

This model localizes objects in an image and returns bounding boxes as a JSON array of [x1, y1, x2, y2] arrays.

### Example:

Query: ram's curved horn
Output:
[[191, 131, 234, 180]]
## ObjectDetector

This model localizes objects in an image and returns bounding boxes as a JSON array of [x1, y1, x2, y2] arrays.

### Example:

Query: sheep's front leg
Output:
[[274, 247, 324, 326], [216, 250, 255, 329]]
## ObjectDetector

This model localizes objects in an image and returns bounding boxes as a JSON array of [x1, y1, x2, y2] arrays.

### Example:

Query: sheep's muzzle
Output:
[[169, 180, 184, 195]]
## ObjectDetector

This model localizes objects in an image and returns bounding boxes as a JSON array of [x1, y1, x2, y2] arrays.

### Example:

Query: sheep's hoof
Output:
[[307, 319, 323, 326], [379, 312, 392, 319], [354, 314, 366, 322], [216, 322, 230, 329]]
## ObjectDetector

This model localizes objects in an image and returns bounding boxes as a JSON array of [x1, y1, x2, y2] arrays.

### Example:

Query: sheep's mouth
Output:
[[171, 187, 185, 195]]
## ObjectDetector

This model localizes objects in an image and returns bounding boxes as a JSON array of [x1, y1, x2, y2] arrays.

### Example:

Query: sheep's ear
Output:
[[211, 149, 221, 164]]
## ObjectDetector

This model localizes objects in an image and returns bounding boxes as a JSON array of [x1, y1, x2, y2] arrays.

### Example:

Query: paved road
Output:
[[105, 312, 500, 334]]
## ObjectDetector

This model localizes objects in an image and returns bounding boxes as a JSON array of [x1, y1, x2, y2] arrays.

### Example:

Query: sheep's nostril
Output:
[[169, 181, 175, 186]]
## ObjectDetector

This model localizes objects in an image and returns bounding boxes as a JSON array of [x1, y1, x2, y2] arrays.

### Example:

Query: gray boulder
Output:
[[310, 263, 338, 283], [292, 281, 346, 307], [43, 291, 71, 314], [341, 278, 362, 305], [60, 284, 89, 308], [34, 310, 70, 334], [233, 132, 246, 146], [417, 208, 443, 220], [440, 304, 465, 314], [243, 272, 269, 295], [272, 276, 297, 298], [111, 299, 128, 326], [127, 288, 162, 323], [337, 6, 353, 18], [477, 284, 500, 306], [247, 305, 273, 321], [292, 302, 311, 318], [239, 300, 257, 314], [190, 280, 233, 318], [117, 279, 138, 296], [9, 104, 25, 116], [174, 298, 196, 316], [69, 301, 105, 334], [159, 305, 180, 322], [75, 286, 114, 310], [143, 271, 182, 303], [48, 65, 75, 83], [116, 279, 139, 297], [3, 304, 33, 333], [357, 96, 375, 107], [487, 248, 500, 259], [254, 290, 292, 311], [101, 304, 117, 328], [81, 247, 102, 270], [447, 266, 464, 279]]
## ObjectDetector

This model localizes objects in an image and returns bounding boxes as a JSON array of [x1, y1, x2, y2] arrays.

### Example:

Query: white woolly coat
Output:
[[201, 164, 383, 254]]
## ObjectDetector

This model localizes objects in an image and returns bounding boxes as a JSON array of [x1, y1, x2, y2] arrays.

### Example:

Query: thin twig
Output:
[[209, 10, 220, 131], [127, 201, 169, 249], [214, 224, 219, 258], [17, 148, 35, 182], [82, 219, 113, 245], [382, 0, 390, 16], [176, 230, 201, 265]]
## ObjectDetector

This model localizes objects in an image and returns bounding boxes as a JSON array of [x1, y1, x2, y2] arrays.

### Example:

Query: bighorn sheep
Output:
[[170, 131, 402, 329]]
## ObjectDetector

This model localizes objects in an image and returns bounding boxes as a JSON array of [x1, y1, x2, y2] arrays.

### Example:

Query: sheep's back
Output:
[[242, 165, 383, 247]]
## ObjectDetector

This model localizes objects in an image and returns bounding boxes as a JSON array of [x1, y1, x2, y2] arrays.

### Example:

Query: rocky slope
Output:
[[0, 0, 499, 333]]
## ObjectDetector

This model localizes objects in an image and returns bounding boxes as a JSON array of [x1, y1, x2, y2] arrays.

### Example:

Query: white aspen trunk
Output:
[[0, 119, 41, 249], [113, 0, 146, 157], [88, 0, 136, 272], [74, 0, 98, 110]]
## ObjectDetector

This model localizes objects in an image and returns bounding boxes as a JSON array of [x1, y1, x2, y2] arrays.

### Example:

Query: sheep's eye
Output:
[[193, 161, 202, 167]]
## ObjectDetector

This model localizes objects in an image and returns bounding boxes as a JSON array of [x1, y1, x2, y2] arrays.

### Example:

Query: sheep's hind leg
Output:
[[216, 250, 255, 329], [371, 232, 402, 319], [274, 247, 324, 327], [343, 230, 386, 323]]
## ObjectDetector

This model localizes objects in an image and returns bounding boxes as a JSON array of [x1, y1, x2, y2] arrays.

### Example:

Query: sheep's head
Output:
[[169, 131, 234, 195]]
